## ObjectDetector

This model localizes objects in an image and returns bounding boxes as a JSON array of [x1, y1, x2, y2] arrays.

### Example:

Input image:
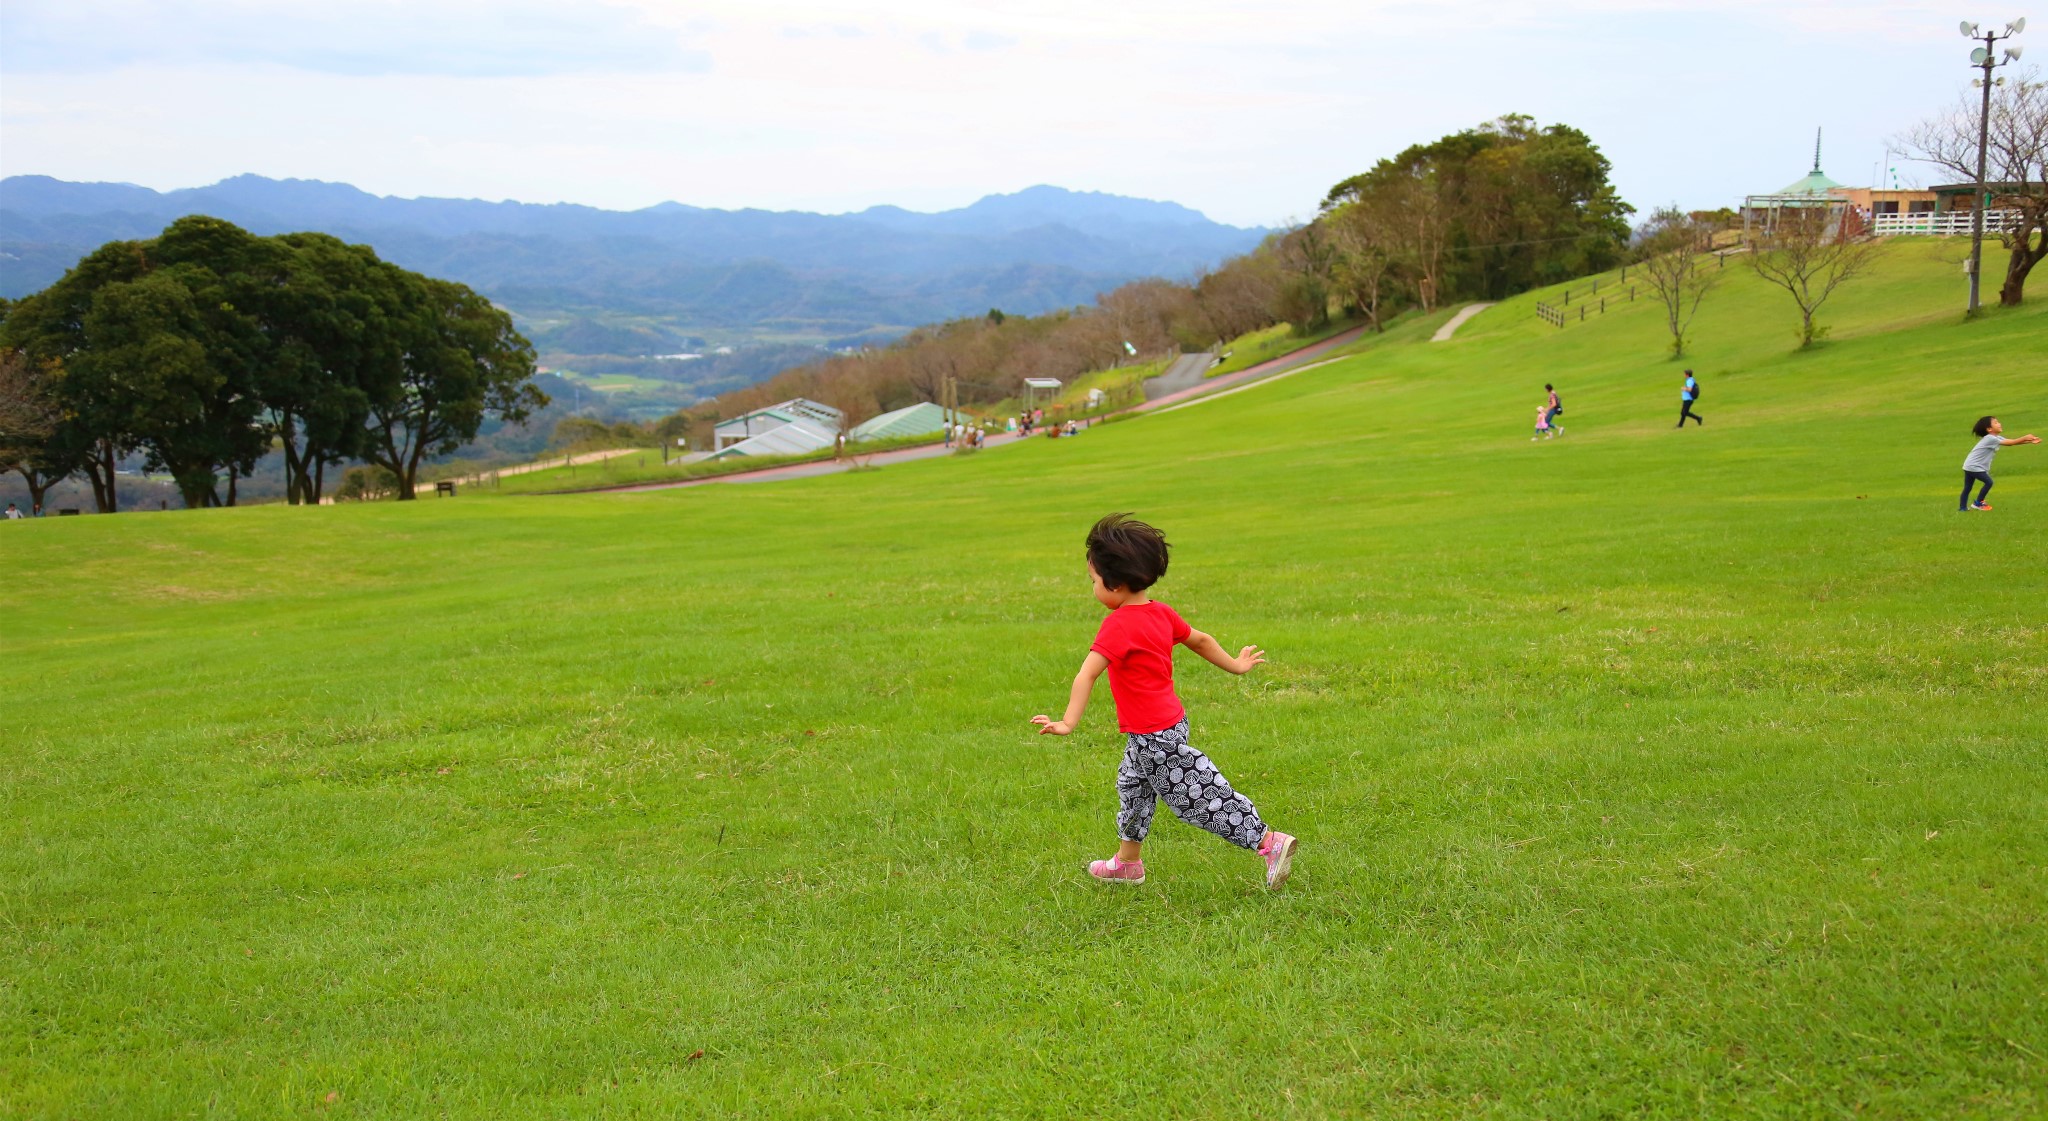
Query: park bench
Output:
[[434, 481, 457, 497]]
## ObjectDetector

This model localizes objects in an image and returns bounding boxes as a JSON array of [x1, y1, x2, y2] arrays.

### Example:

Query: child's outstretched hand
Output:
[[1031, 715, 1072, 735], [1232, 645, 1267, 674]]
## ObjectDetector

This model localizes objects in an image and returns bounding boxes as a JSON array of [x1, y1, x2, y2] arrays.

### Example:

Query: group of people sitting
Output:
[[935, 408, 1083, 448]]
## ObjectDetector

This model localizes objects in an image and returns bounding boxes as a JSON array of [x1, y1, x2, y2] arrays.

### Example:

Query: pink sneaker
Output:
[[1258, 831, 1298, 889], [1088, 857, 1145, 885]]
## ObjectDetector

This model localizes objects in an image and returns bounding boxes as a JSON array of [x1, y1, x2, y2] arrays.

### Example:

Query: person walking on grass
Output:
[[1960, 416, 2040, 511], [1544, 383, 1564, 436], [1031, 513, 1299, 889], [1534, 404, 1554, 441], [1677, 369, 1703, 427]]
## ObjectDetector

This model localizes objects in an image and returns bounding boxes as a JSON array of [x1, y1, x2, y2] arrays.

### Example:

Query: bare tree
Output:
[[1326, 200, 1400, 331], [1745, 207, 1880, 347], [1636, 207, 1723, 358], [0, 349, 74, 512], [1384, 171, 1450, 312], [1899, 68, 2048, 306]]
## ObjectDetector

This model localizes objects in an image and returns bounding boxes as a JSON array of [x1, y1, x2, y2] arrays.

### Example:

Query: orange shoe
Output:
[[1971, 503, 1994, 511]]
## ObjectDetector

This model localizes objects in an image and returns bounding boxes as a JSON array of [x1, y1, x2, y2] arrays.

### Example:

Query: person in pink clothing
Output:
[[1533, 404, 1553, 441], [1031, 513, 1299, 889]]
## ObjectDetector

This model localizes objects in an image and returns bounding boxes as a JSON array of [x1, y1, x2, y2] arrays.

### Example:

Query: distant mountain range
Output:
[[0, 175, 1267, 357]]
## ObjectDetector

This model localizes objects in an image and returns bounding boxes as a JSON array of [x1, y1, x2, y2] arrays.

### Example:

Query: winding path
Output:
[[587, 324, 1374, 494], [1431, 302, 1496, 342]]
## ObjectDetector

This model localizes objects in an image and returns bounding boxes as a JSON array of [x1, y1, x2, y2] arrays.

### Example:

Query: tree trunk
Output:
[[2000, 230, 2042, 307], [399, 441, 425, 500], [226, 469, 238, 507], [82, 458, 110, 513], [80, 439, 119, 513], [311, 459, 326, 505], [101, 441, 118, 513], [13, 466, 51, 514]]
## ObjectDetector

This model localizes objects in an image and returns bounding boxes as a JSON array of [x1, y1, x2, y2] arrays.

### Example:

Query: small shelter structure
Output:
[[712, 398, 843, 451], [1742, 131, 1851, 236], [706, 418, 837, 460], [849, 402, 948, 442], [1023, 378, 1062, 411]]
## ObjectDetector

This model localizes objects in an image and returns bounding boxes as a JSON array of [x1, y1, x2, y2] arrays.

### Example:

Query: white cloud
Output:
[[0, 0, 1996, 226]]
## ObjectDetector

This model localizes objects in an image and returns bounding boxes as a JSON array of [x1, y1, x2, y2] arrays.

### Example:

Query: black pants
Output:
[[1677, 399, 1702, 426], [1961, 470, 1993, 509], [1116, 720, 1266, 849]]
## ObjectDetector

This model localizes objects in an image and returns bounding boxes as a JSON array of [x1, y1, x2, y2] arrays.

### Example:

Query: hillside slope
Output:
[[4, 241, 2044, 1118]]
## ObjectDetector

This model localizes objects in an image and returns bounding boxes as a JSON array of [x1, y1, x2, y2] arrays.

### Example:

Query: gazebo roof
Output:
[[1771, 128, 1844, 197], [1774, 167, 1845, 197]]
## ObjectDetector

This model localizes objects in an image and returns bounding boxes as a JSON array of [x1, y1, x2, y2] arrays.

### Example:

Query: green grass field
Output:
[[4, 240, 2045, 1118]]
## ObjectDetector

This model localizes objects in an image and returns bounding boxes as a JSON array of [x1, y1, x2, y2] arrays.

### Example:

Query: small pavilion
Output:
[[1742, 130, 1850, 236]]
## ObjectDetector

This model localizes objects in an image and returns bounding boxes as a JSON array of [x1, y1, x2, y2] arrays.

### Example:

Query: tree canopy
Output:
[[0, 217, 544, 508]]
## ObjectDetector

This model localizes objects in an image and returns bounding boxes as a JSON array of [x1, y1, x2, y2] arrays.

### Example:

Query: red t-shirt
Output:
[[1091, 601, 1193, 733]]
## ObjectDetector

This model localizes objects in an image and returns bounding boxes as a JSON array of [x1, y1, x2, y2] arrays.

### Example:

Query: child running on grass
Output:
[[1534, 405, 1553, 441], [1960, 415, 2040, 511], [1031, 513, 1298, 888]]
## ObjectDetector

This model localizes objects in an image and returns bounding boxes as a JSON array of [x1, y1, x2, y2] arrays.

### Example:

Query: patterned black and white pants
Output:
[[1117, 719, 1266, 849]]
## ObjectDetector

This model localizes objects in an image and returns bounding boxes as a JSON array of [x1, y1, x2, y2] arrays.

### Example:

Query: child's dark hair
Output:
[[1087, 513, 1170, 592], [1974, 416, 1997, 437]]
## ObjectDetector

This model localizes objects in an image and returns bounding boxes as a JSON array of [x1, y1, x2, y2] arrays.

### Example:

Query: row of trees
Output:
[[0, 217, 544, 509], [675, 115, 1634, 436], [1318, 114, 1636, 328], [1635, 205, 1880, 356]]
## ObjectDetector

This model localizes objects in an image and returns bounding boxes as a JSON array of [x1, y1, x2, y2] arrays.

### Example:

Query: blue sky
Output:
[[0, 0, 2019, 226]]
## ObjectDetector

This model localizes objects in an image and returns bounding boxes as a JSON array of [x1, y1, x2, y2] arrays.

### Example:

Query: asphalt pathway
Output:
[[1431, 302, 1496, 342], [598, 324, 1372, 494]]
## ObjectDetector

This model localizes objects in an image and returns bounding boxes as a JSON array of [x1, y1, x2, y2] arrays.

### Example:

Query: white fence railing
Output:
[[1873, 210, 2022, 237]]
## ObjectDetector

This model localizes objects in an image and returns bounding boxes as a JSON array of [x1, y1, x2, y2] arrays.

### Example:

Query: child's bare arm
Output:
[[1183, 629, 1266, 675], [1032, 652, 1109, 735]]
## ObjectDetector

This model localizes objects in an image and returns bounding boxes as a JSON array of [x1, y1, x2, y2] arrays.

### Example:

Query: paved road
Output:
[[1141, 351, 1218, 400], [608, 431, 1032, 491], [1131, 324, 1367, 413], [595, 325, 1371, 494], [1431, 302, 1496, 342]]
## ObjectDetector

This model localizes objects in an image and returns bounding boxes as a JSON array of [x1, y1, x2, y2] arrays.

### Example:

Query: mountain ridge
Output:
[[0, 174, 1268, 360]]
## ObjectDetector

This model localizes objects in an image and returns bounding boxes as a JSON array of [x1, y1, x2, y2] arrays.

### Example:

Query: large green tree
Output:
[[2, 217, 546, 509], [363, 275, 544, 500], [2, 239, 156, 511], [262, 234, 404, 504]]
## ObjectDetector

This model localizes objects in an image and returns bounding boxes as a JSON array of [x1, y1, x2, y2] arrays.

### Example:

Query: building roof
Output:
[[1755, 128, 1846, 200], [849, 402, 949, 442], [1774, 168, 1845, 196], [707, 418, 837, 459], [714, 397, 844, 434]]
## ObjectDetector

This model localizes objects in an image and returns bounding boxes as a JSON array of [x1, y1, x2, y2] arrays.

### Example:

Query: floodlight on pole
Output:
[[1959, 17, 2025, 315]]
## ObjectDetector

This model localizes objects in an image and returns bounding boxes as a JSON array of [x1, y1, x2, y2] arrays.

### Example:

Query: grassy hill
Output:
[[4, 240, 2044, 1118]]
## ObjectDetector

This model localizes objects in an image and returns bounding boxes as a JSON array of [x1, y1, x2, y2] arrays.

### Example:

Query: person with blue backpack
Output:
[[1677, 370, 1703, 428]]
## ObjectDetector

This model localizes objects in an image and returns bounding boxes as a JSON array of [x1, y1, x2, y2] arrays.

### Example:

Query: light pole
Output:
[[1960, 18, 2026, 314]]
